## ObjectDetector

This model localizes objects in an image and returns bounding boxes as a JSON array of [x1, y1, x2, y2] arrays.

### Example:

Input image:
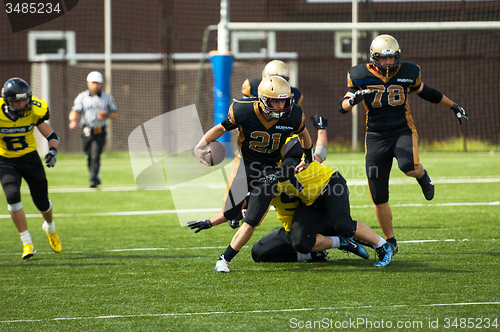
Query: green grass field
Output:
[[0, 151, 499, 331]]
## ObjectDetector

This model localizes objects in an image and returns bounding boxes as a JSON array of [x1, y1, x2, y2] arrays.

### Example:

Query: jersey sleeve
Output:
[[107, 93, 118, 112], [72, 92, 84, 112], [220, 101, 238, 131]]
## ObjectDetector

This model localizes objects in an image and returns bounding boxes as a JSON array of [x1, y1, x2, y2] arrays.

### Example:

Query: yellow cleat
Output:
[[22, 243, 37, 260], [44, 229, 62, 253]]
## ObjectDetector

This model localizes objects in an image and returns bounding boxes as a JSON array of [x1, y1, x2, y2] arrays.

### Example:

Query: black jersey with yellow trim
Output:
[[241, 77, 303, 106], [0, 96, 49, 158], [221, 97, 305, 167], [347, 62, 421, 133]]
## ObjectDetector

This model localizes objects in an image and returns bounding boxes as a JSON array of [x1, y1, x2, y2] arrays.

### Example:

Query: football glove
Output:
[[45, 147, 57, 167], [309, 114, 328, 130], [348, 89, 372, 106], [450, 103, 469, 124], [228, 209, 246, 229], [187, 220, 212, 233]]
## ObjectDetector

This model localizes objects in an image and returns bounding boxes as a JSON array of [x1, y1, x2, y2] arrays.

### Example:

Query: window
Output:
[[28, 31, 75, 62]]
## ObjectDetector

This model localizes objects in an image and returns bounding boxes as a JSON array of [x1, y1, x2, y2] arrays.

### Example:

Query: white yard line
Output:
[[1, 301, 498, 323]]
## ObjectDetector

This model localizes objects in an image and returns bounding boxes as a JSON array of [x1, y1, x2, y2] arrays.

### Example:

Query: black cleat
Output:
[[310, 250, 330, 262], [417, 169, 434, 200]]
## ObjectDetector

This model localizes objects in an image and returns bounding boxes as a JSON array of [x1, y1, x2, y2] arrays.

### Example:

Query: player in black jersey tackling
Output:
[[338, 34, 469, 252], [194, 76, 313, 272]]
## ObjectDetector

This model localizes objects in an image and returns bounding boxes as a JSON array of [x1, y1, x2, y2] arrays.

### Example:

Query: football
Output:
[[203, 141, 226, 166]]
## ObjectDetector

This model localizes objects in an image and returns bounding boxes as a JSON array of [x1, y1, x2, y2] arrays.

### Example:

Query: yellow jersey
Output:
[[0, 97, 49, 158], [272, 161, 335, 231]]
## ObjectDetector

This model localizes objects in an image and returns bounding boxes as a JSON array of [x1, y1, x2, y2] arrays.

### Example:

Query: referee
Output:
[[69, 71, 118, 188]]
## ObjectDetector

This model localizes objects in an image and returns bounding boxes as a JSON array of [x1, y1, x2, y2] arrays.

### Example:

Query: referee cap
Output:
[[87, 71, 103, 83]]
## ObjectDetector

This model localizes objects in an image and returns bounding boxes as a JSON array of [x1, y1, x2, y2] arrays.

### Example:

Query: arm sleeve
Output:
[[221, 116, 237, 131], [417, 84, 443, 104]]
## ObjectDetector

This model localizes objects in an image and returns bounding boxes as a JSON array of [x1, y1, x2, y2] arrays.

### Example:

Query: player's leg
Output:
[[251, 227, 298, 262], [0, 160, 36, 259], [22, 153, 62, 253], [321, 172, 391, 265], [395, 128, 434, 201], [216, 179, 275, 272], [366, 132, 394, 240], [89, 132, 106, 187]]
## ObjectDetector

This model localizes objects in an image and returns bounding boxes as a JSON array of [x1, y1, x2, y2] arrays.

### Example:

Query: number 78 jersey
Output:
[[0, 97, 49, 158], [347, 62, 422, 133]]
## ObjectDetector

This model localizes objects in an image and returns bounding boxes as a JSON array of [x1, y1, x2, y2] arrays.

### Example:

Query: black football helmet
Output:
[[2, 78, 33, 118]]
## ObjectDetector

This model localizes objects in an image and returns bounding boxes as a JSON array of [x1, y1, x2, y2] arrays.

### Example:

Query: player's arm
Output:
[[414, 82, 469, 124], [37, 121, 59, 167], [309, 114, 328, 162], [296, 127, 313, 173], [194, 124, 226, 166], [339, 89, 373, 114]]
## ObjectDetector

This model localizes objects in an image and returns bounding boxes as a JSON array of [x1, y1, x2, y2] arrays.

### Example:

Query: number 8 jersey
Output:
[[0, 96, 49, 158], [347, 62, 421, 133]]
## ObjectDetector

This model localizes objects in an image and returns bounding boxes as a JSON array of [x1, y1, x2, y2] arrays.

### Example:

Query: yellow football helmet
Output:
[[262, 60, 290, 81], [370, 34, 401, 76], [258, 76, 293, 119]]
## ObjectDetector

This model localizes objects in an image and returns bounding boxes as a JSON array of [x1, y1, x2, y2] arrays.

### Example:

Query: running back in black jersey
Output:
[[221, 98, 305, 168], [347, 62, 421, 133]]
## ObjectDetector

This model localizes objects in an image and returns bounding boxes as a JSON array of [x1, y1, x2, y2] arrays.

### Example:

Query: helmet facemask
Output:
[[260, 96, 293, 119]]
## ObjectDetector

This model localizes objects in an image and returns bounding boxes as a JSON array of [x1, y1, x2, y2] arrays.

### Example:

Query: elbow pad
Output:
[[45, 131, 59, 142], [417, 85, 443, 104], [338, 99, 350, 114]]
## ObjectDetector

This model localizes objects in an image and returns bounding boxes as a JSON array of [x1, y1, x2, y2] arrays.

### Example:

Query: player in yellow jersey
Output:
[[0, 78, 62, 260], [253, 136, 396, 267]]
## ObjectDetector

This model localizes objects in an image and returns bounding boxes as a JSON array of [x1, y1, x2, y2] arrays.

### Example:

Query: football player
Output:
[[194, 76, 313, 272], [338, 34, 469, 253], [0, 78, 62, 259], [241, 59, 303, 106], [252, 136, 395, 267]]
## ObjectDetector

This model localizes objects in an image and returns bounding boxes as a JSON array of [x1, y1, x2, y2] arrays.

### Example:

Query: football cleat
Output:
[[22, 243, 37, 260], [214, 255, 230, 273], [417, 169, 434, 201], [387, 238, 399, 254], [310, 250, 330, 262], [374, 242, 395, 267], [43, 224, 62, 253], [338, 236, 369, 259]]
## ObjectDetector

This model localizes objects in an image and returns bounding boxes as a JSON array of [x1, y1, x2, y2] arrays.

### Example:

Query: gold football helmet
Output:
[[262, 60, 290, 81], [258, 76, 293, 119], [370, 34, 401, 76]]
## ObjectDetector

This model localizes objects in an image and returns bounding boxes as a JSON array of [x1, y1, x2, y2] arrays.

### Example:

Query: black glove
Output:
[[450, 103, 469, 125], [45, 147, 57, 167], [348, 89, 372, 106], [187, 220, 212, 233], [228, 209, 246, 229], [309, 114, 328, 130]]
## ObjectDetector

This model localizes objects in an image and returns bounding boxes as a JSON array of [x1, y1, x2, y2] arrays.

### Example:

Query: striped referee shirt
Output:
[[72, 90, 118, 128]]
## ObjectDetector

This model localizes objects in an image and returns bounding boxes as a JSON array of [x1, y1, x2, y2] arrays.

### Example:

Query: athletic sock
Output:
[[221, 245, 239, 262], [20, 231, 32, 245], [330, 236, 341, 248], [374, 237, 387, 249], [297, 252, 312, 261], [387, 237, 397, 246], [43, 221, 56, 234]]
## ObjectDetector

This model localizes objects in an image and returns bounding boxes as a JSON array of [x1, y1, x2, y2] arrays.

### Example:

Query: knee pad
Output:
[[251, 246, 263, 262], [8, 202, 22, 212], [333, 217, 357, 238], [34, 198, 51, 213], [290, 232, 315, 254]]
